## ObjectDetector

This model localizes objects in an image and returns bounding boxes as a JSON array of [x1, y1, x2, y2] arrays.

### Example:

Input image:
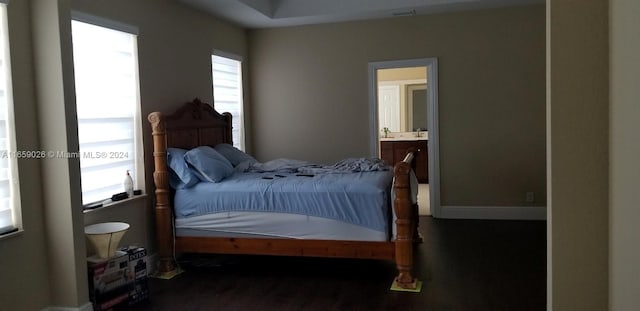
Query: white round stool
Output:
[[84, 222, 130, 259]]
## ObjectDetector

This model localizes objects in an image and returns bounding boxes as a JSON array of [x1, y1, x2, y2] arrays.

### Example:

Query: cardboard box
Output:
[[124, 246, 149, 305], [87, 251, 133, 311], [87, 247, 149, 310]]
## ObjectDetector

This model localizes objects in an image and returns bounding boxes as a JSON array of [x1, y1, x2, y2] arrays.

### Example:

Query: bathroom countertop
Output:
[[380, 132, 428, 141]]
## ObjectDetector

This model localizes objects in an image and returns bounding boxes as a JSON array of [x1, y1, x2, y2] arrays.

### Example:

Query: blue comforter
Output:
[[245, 157, 388, 174], [174, 163, 394, 232]]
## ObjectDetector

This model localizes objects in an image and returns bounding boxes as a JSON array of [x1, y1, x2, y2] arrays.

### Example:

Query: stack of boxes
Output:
[[126, 247, 149, 305], [87, 246, 149, 311]]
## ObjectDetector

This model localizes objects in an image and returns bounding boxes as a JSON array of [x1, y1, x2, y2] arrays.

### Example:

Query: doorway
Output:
[[368, 58, 440, 217]]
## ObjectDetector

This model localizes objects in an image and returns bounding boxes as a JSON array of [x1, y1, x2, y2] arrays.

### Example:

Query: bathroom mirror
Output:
[[376, 66, 428, 133]]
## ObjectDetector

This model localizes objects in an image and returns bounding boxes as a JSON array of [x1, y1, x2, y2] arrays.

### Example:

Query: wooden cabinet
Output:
[[380, 140, 428, 183]]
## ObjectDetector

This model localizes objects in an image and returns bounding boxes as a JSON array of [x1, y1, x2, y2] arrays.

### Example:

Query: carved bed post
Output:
[[148, 112, 176, 273], [393, 153, 417, 289]]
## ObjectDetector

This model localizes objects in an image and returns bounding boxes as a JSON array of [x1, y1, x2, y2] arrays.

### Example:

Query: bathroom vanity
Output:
[[380, 133, 428, 183]]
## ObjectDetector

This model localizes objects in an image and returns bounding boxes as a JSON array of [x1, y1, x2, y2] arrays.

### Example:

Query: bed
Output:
[[148, 99, 420, 289]]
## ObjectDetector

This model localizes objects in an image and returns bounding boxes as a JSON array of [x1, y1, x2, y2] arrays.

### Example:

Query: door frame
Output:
[[368, 58, 441, 217]]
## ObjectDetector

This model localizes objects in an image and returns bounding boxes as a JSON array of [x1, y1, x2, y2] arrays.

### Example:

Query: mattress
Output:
[[173, 170, 395, 240], [175, 211, 388, 241]]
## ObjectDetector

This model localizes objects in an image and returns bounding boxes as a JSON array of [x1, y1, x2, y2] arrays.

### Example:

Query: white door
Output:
[[378, 85, 400, 132]]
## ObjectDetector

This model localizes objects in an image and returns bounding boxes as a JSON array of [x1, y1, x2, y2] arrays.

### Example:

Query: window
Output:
[[71, 17, 144, 205], [0, 2, 21, 235], [212, 53, 245, 150]]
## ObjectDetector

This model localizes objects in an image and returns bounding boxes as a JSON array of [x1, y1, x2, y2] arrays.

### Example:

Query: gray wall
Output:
[[0, 0, 248, 309], [610, 0, 640, 309], [0, 0, 51, 309], [547, 0, 609, 309], [2, 0, 638, 309], [249, 5, 546, 207], [412, 89, 428, 131]]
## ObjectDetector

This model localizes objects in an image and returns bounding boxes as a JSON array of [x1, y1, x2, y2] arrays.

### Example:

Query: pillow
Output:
[[214, 143, 257, 167], [184, 146, 234, 183], [167, 148, 200, 189]]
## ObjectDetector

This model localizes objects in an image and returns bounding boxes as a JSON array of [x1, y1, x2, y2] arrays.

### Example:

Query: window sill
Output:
[[0, 228, 24, 241], [83, 193, 148, 214]]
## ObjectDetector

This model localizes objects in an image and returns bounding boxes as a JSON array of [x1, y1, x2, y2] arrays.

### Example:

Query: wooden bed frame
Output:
[[148, 99, 419, 289]]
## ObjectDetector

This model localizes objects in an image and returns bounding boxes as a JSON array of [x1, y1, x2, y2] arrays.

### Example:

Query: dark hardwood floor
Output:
[[124, 217, 546, 311]]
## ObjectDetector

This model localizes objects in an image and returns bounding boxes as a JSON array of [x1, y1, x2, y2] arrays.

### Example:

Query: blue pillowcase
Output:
[[167, 145, 249, 187], [167, 148, 200, 189], [184, 146, 234, 183], [214, 143, 257, 167]]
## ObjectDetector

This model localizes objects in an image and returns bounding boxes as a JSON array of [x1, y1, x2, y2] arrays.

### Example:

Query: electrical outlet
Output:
[[525, 191, 535, 203]]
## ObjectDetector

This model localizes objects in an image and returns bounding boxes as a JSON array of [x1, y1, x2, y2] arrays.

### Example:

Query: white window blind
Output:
[[71, 20, 144, 205], [0, 3, 20, 235], [212, 54, 244, 150]]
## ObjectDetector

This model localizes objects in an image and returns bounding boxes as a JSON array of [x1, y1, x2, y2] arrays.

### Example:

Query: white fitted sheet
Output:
[[175, 211, 388, 241]]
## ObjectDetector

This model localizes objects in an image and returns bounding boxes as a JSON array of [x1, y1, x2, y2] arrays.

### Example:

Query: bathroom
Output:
[[376, 66, 430, 215]]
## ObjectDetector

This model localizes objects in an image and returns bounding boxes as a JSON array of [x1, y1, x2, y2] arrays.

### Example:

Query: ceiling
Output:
[[178, 0, 543, 29]]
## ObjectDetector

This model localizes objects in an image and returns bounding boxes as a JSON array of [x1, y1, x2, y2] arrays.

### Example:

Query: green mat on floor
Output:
[[390, 279, 423, 293], [151, 267, 185, 280]]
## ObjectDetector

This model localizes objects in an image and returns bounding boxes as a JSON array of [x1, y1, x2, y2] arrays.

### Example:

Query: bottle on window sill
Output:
[[124, 170, 134, 198]]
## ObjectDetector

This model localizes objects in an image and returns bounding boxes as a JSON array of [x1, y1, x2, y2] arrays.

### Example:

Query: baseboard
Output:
[[43, 302, 93, 311], [439, 205, 546, 220]]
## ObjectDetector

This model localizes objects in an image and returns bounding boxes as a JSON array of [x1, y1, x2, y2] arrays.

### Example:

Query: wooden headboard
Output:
[[147, 98, 233, 272], [149, 98, 233, 150]]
